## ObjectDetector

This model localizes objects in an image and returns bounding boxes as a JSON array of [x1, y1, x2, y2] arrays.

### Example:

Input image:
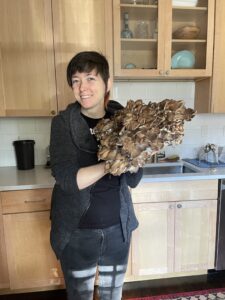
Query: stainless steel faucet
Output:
[[151, 151, 165, 163]]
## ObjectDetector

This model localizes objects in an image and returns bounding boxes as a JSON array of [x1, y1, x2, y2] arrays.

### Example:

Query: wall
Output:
[[0, 118, 51, 167], [0, 81, 224, 167]]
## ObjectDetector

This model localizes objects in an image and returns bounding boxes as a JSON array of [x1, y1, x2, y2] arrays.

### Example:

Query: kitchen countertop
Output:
[[0, 165, 54, 191], [0, 162, 225, 191]]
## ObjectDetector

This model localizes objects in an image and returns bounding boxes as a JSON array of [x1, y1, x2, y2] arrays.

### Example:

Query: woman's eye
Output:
[[87, 76, 96, 81], [72, 79, 80, 85]]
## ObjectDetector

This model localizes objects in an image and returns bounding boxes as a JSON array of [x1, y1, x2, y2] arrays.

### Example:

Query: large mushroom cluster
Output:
[[93, 99, 195, 176]]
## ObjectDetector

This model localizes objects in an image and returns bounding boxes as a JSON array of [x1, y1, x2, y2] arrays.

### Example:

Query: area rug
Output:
[[127, 287, 225, 300]]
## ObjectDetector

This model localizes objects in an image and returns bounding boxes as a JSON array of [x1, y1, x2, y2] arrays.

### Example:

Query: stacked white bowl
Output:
[[172, 0, 198, 7]]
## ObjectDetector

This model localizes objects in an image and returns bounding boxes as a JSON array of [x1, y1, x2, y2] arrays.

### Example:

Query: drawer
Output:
[[131, 180, 218, 203], [1, 189, 52, 214]]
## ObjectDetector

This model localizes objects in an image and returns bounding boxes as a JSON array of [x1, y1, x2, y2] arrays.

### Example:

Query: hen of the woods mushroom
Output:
[[93, 99, 196, 176]]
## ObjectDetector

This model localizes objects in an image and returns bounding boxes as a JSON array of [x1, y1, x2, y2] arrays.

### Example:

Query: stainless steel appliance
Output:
[[215, 179, 225, 270]]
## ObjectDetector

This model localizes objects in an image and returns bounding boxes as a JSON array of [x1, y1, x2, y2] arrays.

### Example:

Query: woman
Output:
[[50, 51, 143, 300]]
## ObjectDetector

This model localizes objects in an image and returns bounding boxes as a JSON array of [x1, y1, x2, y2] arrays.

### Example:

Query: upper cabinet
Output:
[[113, 0, 215, 79], [0, 0, 57, 117], [0, 48, 5, 116], [0, 0, 113, 116], [52, 0, 113, 111], [195, 0, 225, 113]]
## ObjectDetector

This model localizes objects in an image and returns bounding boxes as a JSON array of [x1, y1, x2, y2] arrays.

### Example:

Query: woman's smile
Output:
[[80, 94, 93, 100]]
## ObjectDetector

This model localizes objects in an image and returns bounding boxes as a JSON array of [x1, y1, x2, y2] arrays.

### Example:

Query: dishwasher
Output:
[[215, 179, 225, 270]]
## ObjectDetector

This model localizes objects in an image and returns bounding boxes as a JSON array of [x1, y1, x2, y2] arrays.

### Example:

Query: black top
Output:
[[79, 112, 121, 229]]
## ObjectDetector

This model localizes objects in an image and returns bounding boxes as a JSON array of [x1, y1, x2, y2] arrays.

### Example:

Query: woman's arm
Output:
[[77, 162, 106, 190], [50, 114, 108, 193]]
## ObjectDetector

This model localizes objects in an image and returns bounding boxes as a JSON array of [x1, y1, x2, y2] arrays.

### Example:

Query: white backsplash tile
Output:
[[150, 82, 179, 101], [0, 134, 19, 150], [17, 118, 36, 135], [128, 82, 149, 100], [0, 81, 224, 166], [0, 119, 19, 134], [0, 118, 51, 166], [182, 128, 202, 145]]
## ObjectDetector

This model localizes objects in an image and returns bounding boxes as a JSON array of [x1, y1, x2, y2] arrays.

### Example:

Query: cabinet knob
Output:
[[51, 110, 56, 115], [165, 70, 170, 75], [159, 70, 164, 75], [177, 203, 182, 209], [169, 204, 174, 209]]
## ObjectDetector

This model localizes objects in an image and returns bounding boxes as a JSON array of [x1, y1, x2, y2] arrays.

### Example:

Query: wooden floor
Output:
[[1, 270, 225, 299]]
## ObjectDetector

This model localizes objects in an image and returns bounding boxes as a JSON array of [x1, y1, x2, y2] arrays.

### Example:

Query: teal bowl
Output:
[[125, 63, 136, 69], [171, 50, 195, 69]]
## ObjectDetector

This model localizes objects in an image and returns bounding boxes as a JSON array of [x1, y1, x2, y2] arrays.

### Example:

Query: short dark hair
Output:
[[67, 51, 110, 105], [67, 51, 110, 87]]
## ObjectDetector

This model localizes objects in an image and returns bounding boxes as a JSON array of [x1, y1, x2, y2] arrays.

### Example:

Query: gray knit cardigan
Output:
[[49, 100, 143, 258]]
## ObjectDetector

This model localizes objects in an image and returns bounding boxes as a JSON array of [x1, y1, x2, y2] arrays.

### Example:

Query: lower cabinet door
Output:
[[124, 250, 132, 282], [174, 199, 217, 272], [131, 202, 175, 277], [3, 211, 64, 290], [131, 199, 217, 279], [0, 198, 9, 289]]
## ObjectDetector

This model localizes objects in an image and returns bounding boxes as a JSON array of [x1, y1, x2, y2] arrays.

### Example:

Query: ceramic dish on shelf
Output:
[[171, 50, 195, 69], [173, 25, 200, 39], [125, 63, 136, 69], [172, 0, 198, 7]]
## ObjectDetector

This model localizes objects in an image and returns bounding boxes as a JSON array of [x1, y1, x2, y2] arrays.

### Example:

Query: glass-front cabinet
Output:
[[113, 0, 215, 79]]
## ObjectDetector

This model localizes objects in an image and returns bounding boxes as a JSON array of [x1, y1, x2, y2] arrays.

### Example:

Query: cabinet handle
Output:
[[165, 70, 170, 75], [24, 198, 46, 203], [177, 203, 182, 209], [51, 110, 56, 115]]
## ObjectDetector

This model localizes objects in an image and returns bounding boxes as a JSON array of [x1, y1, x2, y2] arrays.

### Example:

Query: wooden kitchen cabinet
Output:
[[0, 49, 5, 116], [174, 199, 217, 272], [195, 0, 225, 113], [0, 0, 113, 116], [113, 0, 215, 79], [0, 193, 9, 290], [1, 189, 64, 291], [132, 201, 174, 277], [130, 180, 218, 280], [52, 0, 113, 111], [0, 0, 57, 117]]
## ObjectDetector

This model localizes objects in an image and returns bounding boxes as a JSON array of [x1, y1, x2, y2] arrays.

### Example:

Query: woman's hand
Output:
[[76, 162, 107, 190]]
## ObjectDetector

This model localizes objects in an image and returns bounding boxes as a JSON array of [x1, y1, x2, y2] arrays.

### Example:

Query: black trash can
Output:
[[13, 140, 35, 170]]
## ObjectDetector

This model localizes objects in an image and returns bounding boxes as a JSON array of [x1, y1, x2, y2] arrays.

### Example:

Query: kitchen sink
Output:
[[143, 163, 199, 175]]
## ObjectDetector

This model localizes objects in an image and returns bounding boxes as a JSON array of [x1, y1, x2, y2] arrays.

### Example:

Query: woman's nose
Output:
[[79, 80, 87, 91]]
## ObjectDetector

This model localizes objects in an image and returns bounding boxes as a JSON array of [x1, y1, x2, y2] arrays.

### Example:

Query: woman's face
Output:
[[71, 69, 110, 117]]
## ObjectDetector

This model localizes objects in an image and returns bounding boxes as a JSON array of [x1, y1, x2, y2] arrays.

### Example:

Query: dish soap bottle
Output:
[[121, 12, 133, 38]]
